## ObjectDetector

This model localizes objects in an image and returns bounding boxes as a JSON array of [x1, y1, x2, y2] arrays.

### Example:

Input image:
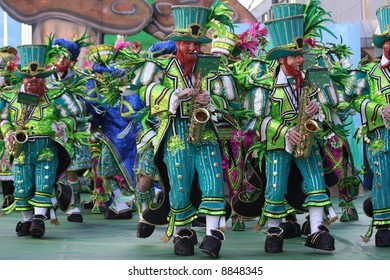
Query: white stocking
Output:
[[309, 206, 323, 234]]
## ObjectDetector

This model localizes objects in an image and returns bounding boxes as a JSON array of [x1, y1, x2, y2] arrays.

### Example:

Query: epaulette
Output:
[[0, 85, 18, 102], [357, 61, 377, 73], [153, 55, 173, 69], [252, 73, 274, 90], [46, 86, 65, 100]]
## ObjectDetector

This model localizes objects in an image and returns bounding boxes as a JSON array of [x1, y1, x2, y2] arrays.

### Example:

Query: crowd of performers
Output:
[[1, 0, 390, 258]]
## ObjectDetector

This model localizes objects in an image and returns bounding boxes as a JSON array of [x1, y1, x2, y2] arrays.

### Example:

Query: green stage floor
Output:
[[0, 190, 388, 261]]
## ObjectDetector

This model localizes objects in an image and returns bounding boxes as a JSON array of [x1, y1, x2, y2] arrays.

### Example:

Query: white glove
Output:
[[51, 121, 68, 142]]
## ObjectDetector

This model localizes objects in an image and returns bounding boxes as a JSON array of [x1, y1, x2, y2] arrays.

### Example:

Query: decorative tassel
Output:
[[254, 223, 263, 233], [51, 219, 60, 226], [361, 220, 374, 243], [255, 208, 266, 233], [160, 235, 171, 243], [49, 208, 60, 226], [219, 226, 226, 232], [161, 213, 175, 243], [0, 201, 16, 217]]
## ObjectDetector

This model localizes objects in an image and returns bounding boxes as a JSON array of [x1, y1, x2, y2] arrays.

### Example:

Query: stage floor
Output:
[[0, 190, 388, 260]]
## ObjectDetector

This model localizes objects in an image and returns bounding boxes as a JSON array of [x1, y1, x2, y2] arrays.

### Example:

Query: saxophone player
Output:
[[0, 44, 79, 238], [137, 4, 232, 258], [252, 3, 339, 253]]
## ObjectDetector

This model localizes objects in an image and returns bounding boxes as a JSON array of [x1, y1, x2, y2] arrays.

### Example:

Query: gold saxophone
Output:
[[294, 85, 319, 159], [10, 105, 29, 158], [186, 74, 210, 143]]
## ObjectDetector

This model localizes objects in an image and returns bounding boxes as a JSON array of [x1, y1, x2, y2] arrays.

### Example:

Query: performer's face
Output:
[[23, 76, 46, 95], [283, 54, 304, 75], [177, 41, 201, 59], [383, 40, 390, 61], [55, 56, 72, 73], [176, 41, 201, 76]]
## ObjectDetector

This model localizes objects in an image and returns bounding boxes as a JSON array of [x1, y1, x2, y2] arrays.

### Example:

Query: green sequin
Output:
[[167, 135, 185, 156]]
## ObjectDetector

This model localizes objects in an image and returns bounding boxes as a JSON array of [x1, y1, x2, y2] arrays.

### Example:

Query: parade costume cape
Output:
[[84, 77, 144, 191]]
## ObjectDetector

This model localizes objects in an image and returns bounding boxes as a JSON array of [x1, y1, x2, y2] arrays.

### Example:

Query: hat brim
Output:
[[373, 34, 390, 48], [266, 46, 305, 61], [15, 68, 54, 78], [165, 33, 211, 44]]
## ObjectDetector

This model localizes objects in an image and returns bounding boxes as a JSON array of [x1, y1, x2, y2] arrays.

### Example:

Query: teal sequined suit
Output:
[[253, 67, 339, 225], [0, 88, 78, 210]]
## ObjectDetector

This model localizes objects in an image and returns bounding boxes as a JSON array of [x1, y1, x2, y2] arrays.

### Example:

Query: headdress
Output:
[[52, 29, 93, 61], [373, 5, 390, 48], [265, 0, 335, 61], [166, 0, 233, 45], [15, 44, 54, 78], [265, 3, 306, 60]]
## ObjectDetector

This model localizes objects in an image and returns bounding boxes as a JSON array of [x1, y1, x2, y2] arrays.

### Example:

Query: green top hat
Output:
[[271, 3, 306, 18], [165, 5, 212, 44], [373, 5, 390, 48], [15, 44, 54, 78], [264, 3, 307, 61]]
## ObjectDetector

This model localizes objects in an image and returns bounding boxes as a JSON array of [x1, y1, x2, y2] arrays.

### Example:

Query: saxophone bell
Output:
[[15, 130, 28, 144], [304, 119, 319, 133], [187, 107, 210, 142]]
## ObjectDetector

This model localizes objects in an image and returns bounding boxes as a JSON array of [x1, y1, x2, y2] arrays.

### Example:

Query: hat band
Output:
[[174, 24, 206, 37], [20, 62, 46, 75], [211, 41, 236, 52]]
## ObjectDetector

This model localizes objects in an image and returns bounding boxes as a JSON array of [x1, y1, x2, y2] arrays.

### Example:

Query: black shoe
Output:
[[15, 221, 31, 236], [104, 208, 132, 219], [301, 217, 311, 236], [265, 227, 284, 253], [30, 215, 46, 238], [375, 227, 390, 247], [137, 221, 155, 238], [2, 194, 14, 208], [199, 229, 225, 258], [279, 221, 301, 238], [173, 229, 197, 256], [67, 213, 83, 223], [305, 225, 335, 251], [81, 201, 94, 210]]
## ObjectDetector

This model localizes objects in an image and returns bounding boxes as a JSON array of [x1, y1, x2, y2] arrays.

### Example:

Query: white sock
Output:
[[326, 205, 337, 219], [112, 189, 129, 212], [219, 216, 226, 229], [268, 218, 282, 228], [141, 202, 148, 212], [22, 210, 33, 221], [309, 206, 323, 234], [206, 215, 220, 235], [34, 207, 47, 217], [66, 207, 81, 215]]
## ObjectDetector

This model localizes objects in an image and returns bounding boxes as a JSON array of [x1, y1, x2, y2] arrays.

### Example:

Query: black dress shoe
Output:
[[265, 227, 284, 253], [305, 225, 335, 251], [375, 227, 390, 247], [279, 221, 301, 238], [30, 215, 46, 238], [173, 228, 197, 256], [137, 221, 155, 238], [67, 213, 83, 223], [104, 208, 132, 219], [15, 221, 32, 236], [81, 201, 94, 210], [199, 229, 225, 258]]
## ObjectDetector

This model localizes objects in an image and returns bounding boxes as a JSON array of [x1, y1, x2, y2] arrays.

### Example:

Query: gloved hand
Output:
[[51, 121, 68, 142]]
